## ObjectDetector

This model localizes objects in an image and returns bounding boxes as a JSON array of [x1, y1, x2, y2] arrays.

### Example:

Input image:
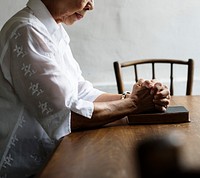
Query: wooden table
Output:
[[36, 96, 200, 178]]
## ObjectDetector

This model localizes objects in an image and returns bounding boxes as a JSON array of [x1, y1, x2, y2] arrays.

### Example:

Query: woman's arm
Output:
[[71, 97, 135, 130], [71, 81, 170, 130], [94, 93, 122, 102]]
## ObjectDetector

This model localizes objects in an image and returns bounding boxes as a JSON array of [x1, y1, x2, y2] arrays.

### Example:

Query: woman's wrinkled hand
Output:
[[151, 82, 171, 112], [130, 79, 171, 114], [130, 79, 155, 114]]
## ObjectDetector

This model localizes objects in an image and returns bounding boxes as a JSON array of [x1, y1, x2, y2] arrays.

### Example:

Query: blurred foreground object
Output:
[[136, 131, 200, 178]]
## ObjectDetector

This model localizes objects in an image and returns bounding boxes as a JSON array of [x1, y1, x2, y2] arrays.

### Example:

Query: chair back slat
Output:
[[170, 63, 174, 95], [113, 59, 194, 95], [134, 64, 138, 82], [152, 62, 155, 79]]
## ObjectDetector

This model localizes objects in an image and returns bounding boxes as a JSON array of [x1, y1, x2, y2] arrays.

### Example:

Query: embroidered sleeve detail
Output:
[[6, 25, 70, 121], [12, 31, 21, 39], [29, 82, 44, 96], [10, 135, 19, 148], [21, 63, 37, 76], [13, 45, 27, 58], [38, 102, 53, 115], [2, 154, 14, 169], [18, 116, 26, 128]]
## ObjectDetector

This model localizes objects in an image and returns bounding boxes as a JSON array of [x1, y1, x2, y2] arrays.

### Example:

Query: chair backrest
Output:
[[113, 59, 194, 95]]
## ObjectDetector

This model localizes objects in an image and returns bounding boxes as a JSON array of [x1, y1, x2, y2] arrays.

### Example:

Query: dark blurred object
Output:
[[136, 131, 200, 178]]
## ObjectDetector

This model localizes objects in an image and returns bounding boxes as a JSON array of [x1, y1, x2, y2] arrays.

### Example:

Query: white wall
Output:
[[1, 0, 200, 95]]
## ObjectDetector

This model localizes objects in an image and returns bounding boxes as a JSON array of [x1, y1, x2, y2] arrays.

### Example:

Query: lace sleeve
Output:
[[9, 25, 69, 117], [2, 25, 72, 138]]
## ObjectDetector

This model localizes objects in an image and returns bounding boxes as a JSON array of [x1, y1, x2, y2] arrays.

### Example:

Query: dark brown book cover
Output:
[[128, 106, 189, 124]]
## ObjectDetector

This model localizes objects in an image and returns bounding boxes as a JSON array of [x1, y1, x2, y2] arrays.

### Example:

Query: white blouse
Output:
[[0, 0, 104, 177]]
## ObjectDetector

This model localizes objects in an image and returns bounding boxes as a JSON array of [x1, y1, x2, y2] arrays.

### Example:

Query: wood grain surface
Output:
[[36, 96, 200, 178]]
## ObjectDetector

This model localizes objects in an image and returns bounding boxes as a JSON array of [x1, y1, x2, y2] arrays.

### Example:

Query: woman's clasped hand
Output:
[[130, 79, 170, 114]]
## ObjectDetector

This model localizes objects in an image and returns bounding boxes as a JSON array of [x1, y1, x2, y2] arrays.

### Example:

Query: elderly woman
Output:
[[0, 0, 170, 177]]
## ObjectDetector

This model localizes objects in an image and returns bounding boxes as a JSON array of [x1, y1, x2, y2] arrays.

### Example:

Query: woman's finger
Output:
[[155, 104, 167, 112], [137, 78, 145, 86], [141, 80, 154, 89], [154, 88, 170, 100], [153, 98, 170, 107]]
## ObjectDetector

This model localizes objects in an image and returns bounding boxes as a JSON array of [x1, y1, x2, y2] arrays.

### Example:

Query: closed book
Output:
[[128, 106, 189, 124]]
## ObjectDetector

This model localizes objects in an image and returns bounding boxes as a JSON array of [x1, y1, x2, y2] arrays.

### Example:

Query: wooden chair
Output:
[[113, 59, 194, 95]]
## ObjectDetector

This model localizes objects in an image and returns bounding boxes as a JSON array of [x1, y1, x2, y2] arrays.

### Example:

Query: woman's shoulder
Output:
[[0, 7, 47, 40]]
